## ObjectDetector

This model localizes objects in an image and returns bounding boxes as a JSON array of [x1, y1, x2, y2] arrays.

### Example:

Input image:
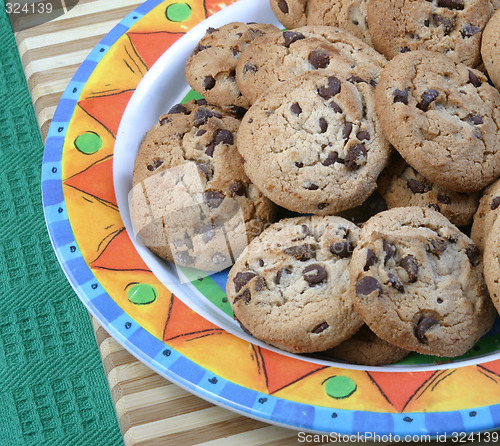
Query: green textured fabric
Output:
[[0, 9, 123, 446]]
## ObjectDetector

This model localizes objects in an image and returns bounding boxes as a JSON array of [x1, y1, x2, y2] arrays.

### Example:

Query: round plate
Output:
[[43, 0, 500, 436]]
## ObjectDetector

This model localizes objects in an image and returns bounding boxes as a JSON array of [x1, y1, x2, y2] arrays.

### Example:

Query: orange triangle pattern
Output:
[[78, 90, 135, 137], [163, 296, 223, 342], [128, 31, 185, 69], [205, 0, 230, 15], [479, 360, 500, 377], [91, 229, 150, 271], [367, 370, 437, 412], [64, 156, 117, 206], [258, 347, 326, 394]]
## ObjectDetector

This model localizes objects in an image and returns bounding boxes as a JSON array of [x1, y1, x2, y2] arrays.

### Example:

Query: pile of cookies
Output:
[[130, 1, 500, 365]]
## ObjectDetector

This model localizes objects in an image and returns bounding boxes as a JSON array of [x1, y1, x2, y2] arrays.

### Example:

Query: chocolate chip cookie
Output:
[[237, 72, 391, 215], [368, 0, 494, 67], [349, 207, 496, 357], [481, 9, 500, 89], [375, 50, 500, 193], [269, 0, 308, 28], [484, 218, 500, 315], [130, 100, 277, 271], [320, 324, 410, 365], [185, 22, 279, 111], [471, 178, 500, 252], [227, 215, 363, 353], [378, 152, 480, 227], [235, 26, 386, 104]]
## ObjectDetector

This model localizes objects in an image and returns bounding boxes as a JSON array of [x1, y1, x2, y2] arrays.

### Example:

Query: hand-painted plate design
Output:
[[42, 0, 500, 435]]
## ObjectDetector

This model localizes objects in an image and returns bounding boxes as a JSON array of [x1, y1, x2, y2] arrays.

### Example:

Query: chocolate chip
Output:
[[196, 129, 207, 137], [330, 240, 355, 258], [168, 103, 190, 114], [318, 203, 328, 209], [491, 196, 500, 210], [393, 88, 409, 105], [466, 244, 480, 266], [356, 276, 382, 297], [255, 277, 266, 291], [203, 76, 216, 90], [244, 62, 258, 74], [206, 27, 218, 34], [227, 105, 247, 119], [204, 190, 225, 208], [407, 178, 431, 194], [194, 108, 222, 127], [344, 144, 367, 170], [147, 158, 163, 171], [175, 251, 194, 265], [356, 130, 370, 141], [416, 89, 438, 112], [295, 162, 304, 168], [290, 102, 302, 115], [233, 271, 257, 292], [159, 117, 171, 126], [301, 225, 311, 236], [278, 0, 289, 13], [364, 249, 378, 270], [437, 0, 464, 9], [309, 50, 330, 69], [465, 114, 483, 125], [383, 240, 396, 264], [306, 183, 319, 190], [201, 223, 217, 243], [205, 142, 216, 157], [258, 259, 265, 267], [283, 31, 305, 47], [348, 75, 367, 84], [428, 239, 448, 256], [468, 70, 481, 87], [197, 163, 213, 180], [275, 267, 292, 285], [415, 316, 439, 343], [234, 288, 251, 304], [322, 151, 343, 166], [319, 118, 328, 133], [424, 19, 430, 27], [437, 194, 451, 204], [215, 129, 234, 145], [387, 273, 405, 292], [400, 255, 419, 282], [342, 122, 353, 140], [303, 264, 327, 285], [461, 24, 481, 38], [312, 322, 329, 334], [229, 181, 246, 197], [400, 47, 411, 53], [329, 101, 342, 113], [284, 244, 315, 261], [318, 76, 341, 99], [192, 44, 210, 55], [433, 14, 456, 35]]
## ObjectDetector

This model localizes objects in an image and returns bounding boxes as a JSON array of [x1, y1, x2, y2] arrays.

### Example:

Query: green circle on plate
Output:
[[128, 283, 157, 305], [324, 375, 357, 399], [74, 132, 102, 155], [166, 3, 192, 22]]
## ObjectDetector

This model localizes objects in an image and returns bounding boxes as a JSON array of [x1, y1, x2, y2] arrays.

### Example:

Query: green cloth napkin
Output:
[[0, 8, 123, 446]]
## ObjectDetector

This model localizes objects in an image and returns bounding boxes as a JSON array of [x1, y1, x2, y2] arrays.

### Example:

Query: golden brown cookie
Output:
[[481, 9, 500, 89]]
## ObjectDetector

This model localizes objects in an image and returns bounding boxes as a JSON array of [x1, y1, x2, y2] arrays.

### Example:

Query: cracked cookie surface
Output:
[[227, 215, 363, 353], [368, 0, 494, 67], [130, 100, 277, 271], [237, 72, 391, 215], [185, 22, 279, 110], [378, 152, 480, 227], [375, 50, 500, 193], [349, 207, 496, 357], [235, 26, 386, 104]]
